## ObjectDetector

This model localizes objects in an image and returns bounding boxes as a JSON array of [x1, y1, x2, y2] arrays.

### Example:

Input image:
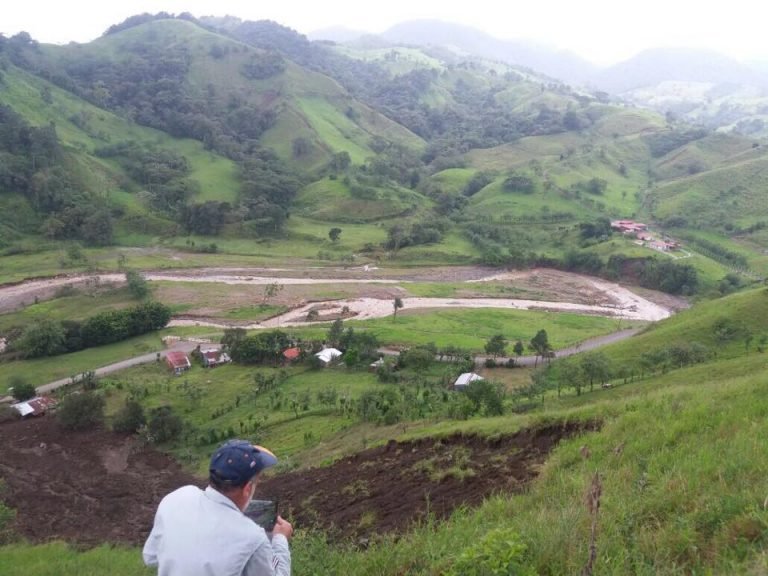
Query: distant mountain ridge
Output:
[[593, 47, 768, 93], [311, 19, 768, 137], [310, 19, 768, 93], [312, 19, 599, 85]]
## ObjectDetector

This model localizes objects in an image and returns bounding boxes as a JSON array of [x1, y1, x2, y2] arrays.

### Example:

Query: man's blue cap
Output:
[[209, 440, 278, 486]]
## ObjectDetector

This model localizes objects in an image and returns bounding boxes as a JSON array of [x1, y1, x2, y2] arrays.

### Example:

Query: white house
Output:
[[315, 348, 342, 365], [453, 372, 484, 390]]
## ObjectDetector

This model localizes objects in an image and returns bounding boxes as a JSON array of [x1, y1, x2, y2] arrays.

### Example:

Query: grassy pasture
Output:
[[7, 339, 768, 574], [338, 308, 628, 352]]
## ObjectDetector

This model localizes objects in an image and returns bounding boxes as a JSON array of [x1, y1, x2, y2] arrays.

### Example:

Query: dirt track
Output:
[[0, 416, 596, 546]]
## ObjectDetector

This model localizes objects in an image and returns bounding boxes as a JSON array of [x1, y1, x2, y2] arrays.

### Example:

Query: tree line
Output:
[[11, 301, 171, 359]]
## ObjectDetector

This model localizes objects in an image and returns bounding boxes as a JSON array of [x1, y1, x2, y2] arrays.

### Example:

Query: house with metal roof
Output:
[[453, 372, 484, 390], [12, 396, 57, 417], [314, 348, 342, 365], [165, 351, 192, 375]]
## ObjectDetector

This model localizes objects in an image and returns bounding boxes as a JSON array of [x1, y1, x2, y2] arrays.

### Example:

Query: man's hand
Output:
[[272, 516, 293, 539]]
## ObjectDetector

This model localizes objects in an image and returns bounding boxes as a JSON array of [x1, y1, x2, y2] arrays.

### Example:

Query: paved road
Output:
[[472, 328, 642, 367], [27, 342, 199, 397]]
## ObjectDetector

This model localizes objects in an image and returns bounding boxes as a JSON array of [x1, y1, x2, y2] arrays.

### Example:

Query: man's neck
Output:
[[209, 484, 246, 511]]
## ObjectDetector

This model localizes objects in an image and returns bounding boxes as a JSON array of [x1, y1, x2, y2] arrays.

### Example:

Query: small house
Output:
[[201, 348, 231, 368], [282, 347, 301, 363], [314, 347, 342, 365], [12, 396, 57, 417], [453, 372, 484, 390], [166, 351, 192, 375]]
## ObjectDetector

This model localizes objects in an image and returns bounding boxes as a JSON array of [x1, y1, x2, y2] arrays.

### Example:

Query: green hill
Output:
[[3, 277, 768, 574], [37, 18, 424, 170], [3, 14, 768, 286]]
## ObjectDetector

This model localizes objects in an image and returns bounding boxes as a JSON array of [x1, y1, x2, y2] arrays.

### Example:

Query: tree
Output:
[[393, 297, 404, 320], [262, 282, 283, 305], [580, 352, 612, 392], [327, 318, 344, 348], [464, 379, 505, 416], [125, 269, 150, 299], [113, 399, 146, 434], [329, 151, 351, 173], [148, 406, 183, 443], [528, 367, 549, 404], [9, 376, 36, 401], [57, 392, 105, 431], [16, 318, 66, 358], [463, 171, 493, 197], [529, 329, 552, 368], [221, 327, 247, 352], [328, 227, 342, 243], [484, 334, 507, 357], [291, 137, 311, 158], [557, 358, 585, 397], [513, 340, 525, 357], [399, 347, 434, 372]]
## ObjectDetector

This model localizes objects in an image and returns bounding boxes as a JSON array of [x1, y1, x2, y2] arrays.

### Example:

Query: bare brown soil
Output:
[[0, 416, 596, 547], [259, 421, 599, 541], [0, 416, 198, 547]]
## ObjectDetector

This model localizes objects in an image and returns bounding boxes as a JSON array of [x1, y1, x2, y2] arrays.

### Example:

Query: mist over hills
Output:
[[310, 18, 768, 136], [313, 19, 599, 85], [593, 47, 768, 93]]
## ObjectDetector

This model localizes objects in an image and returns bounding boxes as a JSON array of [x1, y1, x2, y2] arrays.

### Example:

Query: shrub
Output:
[[57, 392, 105, 431], [447, 528, 535, 576], [125, 269, 150, 299], [80, 301, 171, 348], [112, 399, 146, 434], [9, 376, 35, 401], [15, 318, 66, 358], [0, 499, 15, 544], [148, 406, 183, 443]]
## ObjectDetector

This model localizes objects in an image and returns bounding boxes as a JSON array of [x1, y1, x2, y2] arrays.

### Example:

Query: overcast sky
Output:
[[3, 0, 767, 65]]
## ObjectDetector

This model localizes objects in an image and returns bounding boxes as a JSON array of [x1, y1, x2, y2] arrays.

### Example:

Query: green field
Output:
[[341, 308, 630, 351], [6, 312, 768, 573]]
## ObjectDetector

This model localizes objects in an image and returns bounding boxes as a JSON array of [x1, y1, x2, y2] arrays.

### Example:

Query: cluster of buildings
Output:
[[610, 220, 680, 252], [165, 348, 231, 375], [6, 342, 487, 420]]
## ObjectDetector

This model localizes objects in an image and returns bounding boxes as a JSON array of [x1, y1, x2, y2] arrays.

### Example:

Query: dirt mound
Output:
[[0, 416, 199, 547], [259, 421, 598, 541], [0, 417, 596, 548]]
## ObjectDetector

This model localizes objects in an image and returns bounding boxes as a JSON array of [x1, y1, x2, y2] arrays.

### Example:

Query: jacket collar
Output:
[[204, 485, 242, 513]]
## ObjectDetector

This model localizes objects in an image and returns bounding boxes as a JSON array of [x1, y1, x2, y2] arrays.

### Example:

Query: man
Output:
[[143, 440, 293, 576]]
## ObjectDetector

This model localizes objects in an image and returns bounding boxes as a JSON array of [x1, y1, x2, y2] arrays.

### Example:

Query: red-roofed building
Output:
[[611, 220, 648, 234], [166, 351, 191, 375], [282, 347, 301, 362]]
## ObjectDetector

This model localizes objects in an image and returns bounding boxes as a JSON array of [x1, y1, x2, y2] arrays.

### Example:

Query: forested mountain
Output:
[[1, 12, 767, 290]]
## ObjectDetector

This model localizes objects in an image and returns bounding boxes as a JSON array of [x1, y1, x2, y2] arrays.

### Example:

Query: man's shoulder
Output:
[[160, 484, 203, 505]]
